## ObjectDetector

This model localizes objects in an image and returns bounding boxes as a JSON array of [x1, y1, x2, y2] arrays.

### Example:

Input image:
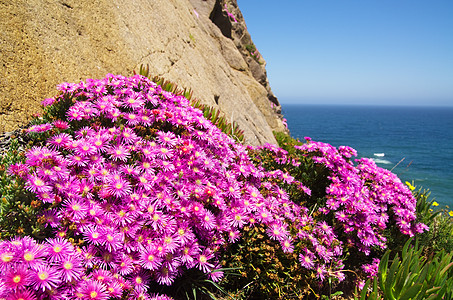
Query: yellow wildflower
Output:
[[432, 201, 439, 207], [405, 181, 415, 191], [449, 211, 453, 217]]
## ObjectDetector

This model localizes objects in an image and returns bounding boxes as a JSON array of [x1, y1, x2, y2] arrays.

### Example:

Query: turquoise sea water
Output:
[[282, 104, 453, 207]]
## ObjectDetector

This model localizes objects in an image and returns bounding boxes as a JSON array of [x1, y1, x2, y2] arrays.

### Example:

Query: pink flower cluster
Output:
[[1, 236, 121, 299], [2, 74, 309, 298], [223, 4, 238, 23], [295, 140, 427, 255], [250, 143, 346, 281]]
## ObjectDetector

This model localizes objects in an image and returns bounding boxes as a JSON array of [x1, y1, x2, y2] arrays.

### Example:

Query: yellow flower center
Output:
[[64, 262, 73, 270], [34, 178, 45, 187], [23, 251, 34, 261], [199, 255, 207, 263], [1, 253, 13, 262], [38, 271, 49, 280]]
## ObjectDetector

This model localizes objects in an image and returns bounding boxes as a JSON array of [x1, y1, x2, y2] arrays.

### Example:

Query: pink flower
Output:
[[30, 265, 61, 291], [42, 97, 56, 106], [116, 254, 134, 276], [78, 280, 109, 300], [0, 249, 16, 271], [131, 271, 150, 294], [21, 243, 46, 270], [57, 256, 84, 282], [53, 120, 70, 130], [266, 222, 289, 242], [156, 266, 176, 286], [299, 252, 315, 270], [46, 237, 74, 262], [76, 140, 97, 156], [83, 225, 104, 246], [26, 123, 53, 133], [4, 289, 37, 300], [281, 239, 294, 253], [109, 144, 131, 162], [105, 173, 132, 198], [157, 131, 178, 146], [8, 163, 29, 178], [101, 229, 123, 252], [4, 265, 30, 290], [26, 175, 52, 194], [196, 248, 214, 273], [63, 198, 88, 221], [139, 245, 163, 271]]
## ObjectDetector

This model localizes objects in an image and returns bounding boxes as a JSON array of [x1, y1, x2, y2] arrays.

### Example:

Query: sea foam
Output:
[[371, 158, 392, 165]]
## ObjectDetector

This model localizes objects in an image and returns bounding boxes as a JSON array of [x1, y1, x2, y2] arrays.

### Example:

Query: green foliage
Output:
[[220, 224, 316, 300], [222, 142, 344, 299], [274, 131, 303, 154], [190, 99, 244, 143], [244, 44, 261, 63], [189, 33, 196, 45], [148, 268, 237, 300], [413, 187, 453, 253], [135, 64, 245, 142], [355, 238, 453, 300], [0, 139, 50, 240]]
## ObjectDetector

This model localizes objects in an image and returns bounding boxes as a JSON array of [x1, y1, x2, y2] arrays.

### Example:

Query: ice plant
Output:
[[1, 74, 310, 299], [227, 136, 428, 298], [0, 73, 428, 299]]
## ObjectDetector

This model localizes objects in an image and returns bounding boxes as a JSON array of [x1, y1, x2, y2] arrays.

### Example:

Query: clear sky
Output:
[[237, 0, 453, 106]]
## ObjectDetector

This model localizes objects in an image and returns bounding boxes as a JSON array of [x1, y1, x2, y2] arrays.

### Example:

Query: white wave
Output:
[[374, 153, 385, 157], [371, 158, 392, 165]]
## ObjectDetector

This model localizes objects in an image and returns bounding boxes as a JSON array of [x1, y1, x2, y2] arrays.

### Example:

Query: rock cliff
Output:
[[0, 0, 286, 145]]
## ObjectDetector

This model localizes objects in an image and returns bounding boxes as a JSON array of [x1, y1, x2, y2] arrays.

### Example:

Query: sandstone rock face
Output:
[[0, 0, 287, 145]]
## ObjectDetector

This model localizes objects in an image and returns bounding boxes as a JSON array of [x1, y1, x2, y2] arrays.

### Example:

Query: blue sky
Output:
[[237, 0, 453, 106]]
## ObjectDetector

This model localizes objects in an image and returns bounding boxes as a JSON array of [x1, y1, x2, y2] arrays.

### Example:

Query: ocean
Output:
[[282, 104, 453, 207]]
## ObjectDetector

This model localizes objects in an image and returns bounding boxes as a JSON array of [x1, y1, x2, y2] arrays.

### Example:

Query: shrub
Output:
[[411, 186, 453, 254], [220, 134, 428, 298], [355, 238, 453, 300], [0, 75, 430, 299], [0, 138, 52, 240], [0, 74, 307, 299]]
